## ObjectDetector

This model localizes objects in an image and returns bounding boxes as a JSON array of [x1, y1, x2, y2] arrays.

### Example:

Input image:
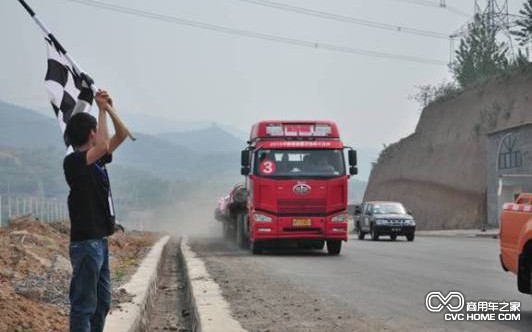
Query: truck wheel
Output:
[[358, 229, 366, 240], [251, 241, 262, 255], [223, 221, 232, 239], [371, 226, 379, 241], [390, 234, 397, 241], [406, 233, 415, 242], [327, 240, 342, 255], [236, 213, 249, 249]]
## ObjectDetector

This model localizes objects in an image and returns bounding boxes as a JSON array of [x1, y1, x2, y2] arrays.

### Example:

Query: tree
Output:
[[451, 14, 509, 88], [512, 0, 532, 46]]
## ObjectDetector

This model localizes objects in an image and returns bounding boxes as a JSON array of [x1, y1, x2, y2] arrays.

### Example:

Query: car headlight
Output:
[[253, 213, 272, 222], [375, 219, 388, 225], [331, 213, 348, 222], [405, 219, 416, 226]]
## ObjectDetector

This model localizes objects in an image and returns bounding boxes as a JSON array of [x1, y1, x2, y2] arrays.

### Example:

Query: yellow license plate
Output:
[[293, 218, 312, 227]]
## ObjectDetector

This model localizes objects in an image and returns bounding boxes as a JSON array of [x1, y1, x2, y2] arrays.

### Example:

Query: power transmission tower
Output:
[[449, 0, 519, 62]]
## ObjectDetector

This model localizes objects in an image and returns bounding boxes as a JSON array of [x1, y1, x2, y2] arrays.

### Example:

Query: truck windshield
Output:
[[254, 149, 345, 178], [372, 203, 406, 215]]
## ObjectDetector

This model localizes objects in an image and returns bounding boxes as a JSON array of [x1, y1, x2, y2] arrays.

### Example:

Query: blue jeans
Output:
[[69, 238, 111, 332]]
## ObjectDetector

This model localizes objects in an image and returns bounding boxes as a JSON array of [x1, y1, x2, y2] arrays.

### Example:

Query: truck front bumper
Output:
[[250, 214, 348, 242]]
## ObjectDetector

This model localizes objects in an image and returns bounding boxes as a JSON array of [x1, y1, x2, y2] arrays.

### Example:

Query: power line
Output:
[[384, 0, 443, 8], [59, 0, 448, 66], [233, 0, 449, 40], [384, 0, 473, 17]]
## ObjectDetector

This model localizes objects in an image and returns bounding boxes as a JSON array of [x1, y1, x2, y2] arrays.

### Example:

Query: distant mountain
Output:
[[0, 101, 63, 149], [121, 112, 248, 139], [158, 125, 245, 154]]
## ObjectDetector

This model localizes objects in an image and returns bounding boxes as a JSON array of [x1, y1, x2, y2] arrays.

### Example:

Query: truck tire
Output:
[[251, 241, 262, 255], [236, 213, 249, 249], [406, 233, 415, 242], [327, 240, 342, 255], [529, 261, 532, 296], [223, 221, 234, 240], [371, 226, 379, 241]]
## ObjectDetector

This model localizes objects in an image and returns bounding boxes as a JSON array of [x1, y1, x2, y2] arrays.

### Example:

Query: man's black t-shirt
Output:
[[64, 151, 115, 242]]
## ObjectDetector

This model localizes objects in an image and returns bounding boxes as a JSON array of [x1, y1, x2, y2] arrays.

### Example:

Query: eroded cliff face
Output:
[[364, 67, 532, 229]]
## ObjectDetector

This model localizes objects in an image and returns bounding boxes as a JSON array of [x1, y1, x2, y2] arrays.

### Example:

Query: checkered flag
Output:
[[44, 38, 93, 137]]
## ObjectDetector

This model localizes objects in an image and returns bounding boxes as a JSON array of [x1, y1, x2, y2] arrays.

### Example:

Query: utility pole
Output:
[[450, 0, 516, 62]]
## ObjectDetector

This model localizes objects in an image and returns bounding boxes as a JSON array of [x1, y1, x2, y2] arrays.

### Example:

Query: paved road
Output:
[[195, 235, 532, 331]]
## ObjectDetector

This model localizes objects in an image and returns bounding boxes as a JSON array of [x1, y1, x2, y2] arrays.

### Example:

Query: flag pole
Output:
[[17, 0, 136, 141]]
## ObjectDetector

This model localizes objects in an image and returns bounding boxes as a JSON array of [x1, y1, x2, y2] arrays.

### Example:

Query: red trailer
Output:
[[227, 121, 357, 255]]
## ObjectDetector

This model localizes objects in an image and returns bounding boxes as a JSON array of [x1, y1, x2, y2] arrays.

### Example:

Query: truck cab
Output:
[[500, 193, 532, 295], [239, 121, 357, 255]]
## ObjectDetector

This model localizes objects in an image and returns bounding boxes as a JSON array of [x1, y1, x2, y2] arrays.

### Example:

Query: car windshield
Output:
[[372, 203, 406, 215], [254, 149, 345, 178]]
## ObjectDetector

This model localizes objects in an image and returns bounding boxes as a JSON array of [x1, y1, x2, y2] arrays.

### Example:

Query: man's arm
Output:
[[86, 103, 110, 165], [97, 90, 128, 154], [107, 105, 128, 154]]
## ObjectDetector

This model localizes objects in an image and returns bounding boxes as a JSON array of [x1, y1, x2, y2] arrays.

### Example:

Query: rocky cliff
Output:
[[364, 66, 532, 229]]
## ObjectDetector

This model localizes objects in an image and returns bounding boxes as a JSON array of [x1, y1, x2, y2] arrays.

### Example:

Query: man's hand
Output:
[[95, 90, 113, 110]]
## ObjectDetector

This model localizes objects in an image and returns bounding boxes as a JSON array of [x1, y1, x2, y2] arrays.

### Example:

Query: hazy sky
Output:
[[0, 0, 525, 149]]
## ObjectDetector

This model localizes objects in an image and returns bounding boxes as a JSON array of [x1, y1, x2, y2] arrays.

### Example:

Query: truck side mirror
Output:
[[241, 150, 250, 167], [348, 149, 357, 167], [349, 166, 358, 175], [241, 149, 251, 176], [354, 205, 362, 215]]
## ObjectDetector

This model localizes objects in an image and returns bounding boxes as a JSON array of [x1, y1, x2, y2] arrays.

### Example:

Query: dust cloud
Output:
[[123, 180, 239, 238]]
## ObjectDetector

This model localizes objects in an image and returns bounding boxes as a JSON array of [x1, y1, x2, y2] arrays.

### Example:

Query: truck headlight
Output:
[[375, 219, 388, 225], [331, 213, 348, 222], [253, 213, 272, 222]]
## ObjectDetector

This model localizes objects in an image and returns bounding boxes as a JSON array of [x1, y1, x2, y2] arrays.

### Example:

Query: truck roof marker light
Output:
[[266, 124, 284, 136], [314, 124, 332, 136]]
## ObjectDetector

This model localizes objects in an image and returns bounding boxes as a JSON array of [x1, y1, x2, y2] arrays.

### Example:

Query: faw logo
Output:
[[425, 291, 465, 313], [293, 183, 311, 196]]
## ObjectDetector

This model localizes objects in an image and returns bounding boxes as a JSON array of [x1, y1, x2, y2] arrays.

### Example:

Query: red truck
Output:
[[500, 193, 532, 295], [216, 121, 357, 255]]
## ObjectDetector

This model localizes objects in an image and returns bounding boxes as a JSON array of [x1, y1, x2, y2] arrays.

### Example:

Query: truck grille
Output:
[[277, 199, 327, 215]]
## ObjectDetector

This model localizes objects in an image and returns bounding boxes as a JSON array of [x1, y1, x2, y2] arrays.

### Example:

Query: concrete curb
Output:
[[104, 235, 171, 332], [181, 239, 247, 332]]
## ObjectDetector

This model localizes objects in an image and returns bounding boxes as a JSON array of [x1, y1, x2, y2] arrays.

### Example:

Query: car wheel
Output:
[[406, 233, 415, 242], [326, 240, 342, 255], [390, 234, 397, 241], [371, 226, 379, 241], [358, 228, 366, 240]]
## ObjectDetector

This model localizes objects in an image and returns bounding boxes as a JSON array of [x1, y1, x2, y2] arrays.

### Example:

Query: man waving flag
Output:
[[44, 38, 94, 138]]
